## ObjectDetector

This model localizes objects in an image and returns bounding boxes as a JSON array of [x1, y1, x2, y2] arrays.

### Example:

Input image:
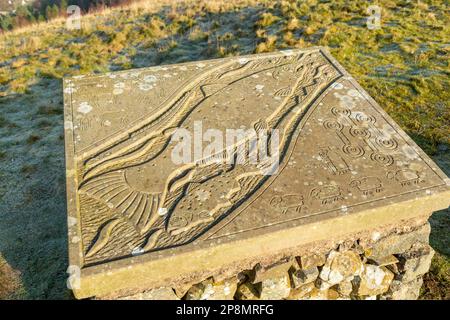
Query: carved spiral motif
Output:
[[349, 126, 371, 139], [353, 112, 376, 125], [342, 144, 365, 158], [169, 215, 190, 229], [370, 152, 394, 166], [323, 119, 344, 131], [375, 136, 398, 150], [331, 107, 352, 118]]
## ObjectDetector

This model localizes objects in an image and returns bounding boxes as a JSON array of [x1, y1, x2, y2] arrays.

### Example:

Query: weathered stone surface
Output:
[[327, 288, 340, 300], [367, 254, 399, 267], [63, 47, 450, 299], [315, 278, 333, 291], [355, 265, 394, 296], [319, 250, 363, 285], [397, 244, 434, 282], [296, 253, 326, 270], [173, 282, 195, 299], [302, 287, 340, 300], [335, 280, 353, 296], [118, 287, 178, 300], [259, 275, 291, 300], [185, 278, 237, 300], [302, 288, 329, 300], [291, 266, 319, 288], [235, 282, 259, 300], [253, 259, 293, 283], [288, 282, 316, 299], [384, 278, 423, 300], [365, 223, 431, 260]]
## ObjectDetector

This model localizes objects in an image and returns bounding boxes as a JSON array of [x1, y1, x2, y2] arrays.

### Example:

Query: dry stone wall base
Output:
[[110, 221, 434, 300]]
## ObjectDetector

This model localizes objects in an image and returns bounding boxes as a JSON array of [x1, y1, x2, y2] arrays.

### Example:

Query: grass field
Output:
[[0, 0, 448, 299]]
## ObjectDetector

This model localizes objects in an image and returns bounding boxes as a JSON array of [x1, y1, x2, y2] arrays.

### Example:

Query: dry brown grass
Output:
[[0, 0, 267, 40], [0, 254, 23, 299]]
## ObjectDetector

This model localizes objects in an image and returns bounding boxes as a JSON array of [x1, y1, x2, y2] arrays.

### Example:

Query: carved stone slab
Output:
[[63, 47, 450, 298]]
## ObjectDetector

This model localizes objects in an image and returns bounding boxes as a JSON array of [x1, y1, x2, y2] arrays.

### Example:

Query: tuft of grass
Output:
[[26, 134, 41, 145], [420, 252, 450, 300], [286, 17, 300, 31], [255, 35, 277, 53], [11, 59, 28, 69], [37, 105, 62, 116], [21, 164, 37, 175], [256, 12, 279, 27]]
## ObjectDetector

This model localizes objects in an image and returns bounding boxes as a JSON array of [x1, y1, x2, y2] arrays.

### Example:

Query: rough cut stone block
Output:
[[296, 253, 326, 269], [319, 250, 363, 285], [235, 282, 259, 300], [355, 265, 394, 296], [335, 280, 353, 296], [253, 259, 293, 283], [291, 266, 319, 288], [367, 254, 399, 267], [366, 223, 431, 260], [397, 244, 434, 282], [384, 278, 424, 300], [288, 282, 315, 299], [63, 47, 450, 299], [116, 287, 178, 300], [185, 278, 237, 300], [259, 275, 291, 300], [302, 287, 337, 300]]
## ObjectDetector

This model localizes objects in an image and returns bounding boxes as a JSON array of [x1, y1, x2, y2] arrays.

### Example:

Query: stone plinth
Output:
[[63, 47, 450, 299]]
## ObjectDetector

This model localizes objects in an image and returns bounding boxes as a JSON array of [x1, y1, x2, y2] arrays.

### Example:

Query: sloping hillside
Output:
[[0, 0, 448, 299]]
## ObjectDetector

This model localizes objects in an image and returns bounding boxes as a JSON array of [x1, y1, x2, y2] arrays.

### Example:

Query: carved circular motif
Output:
[[323, 119, 344, 131], [342, 144, 365, 158], [331, 107, 352, 118], [370, 152, 394, 166], [349, 126, 371, 139], [375, 136, 398, 150], [354, 112, 376, 125]]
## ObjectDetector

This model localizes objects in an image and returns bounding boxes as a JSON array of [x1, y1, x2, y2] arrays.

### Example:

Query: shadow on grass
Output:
[[405, 132, 449, 252], [0, 79, 72, 299], [128, 5, 262, 68], [408, 134, 449, 300]]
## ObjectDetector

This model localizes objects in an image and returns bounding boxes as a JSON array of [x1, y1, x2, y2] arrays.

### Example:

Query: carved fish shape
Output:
[[78, 51, 341, 259]]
